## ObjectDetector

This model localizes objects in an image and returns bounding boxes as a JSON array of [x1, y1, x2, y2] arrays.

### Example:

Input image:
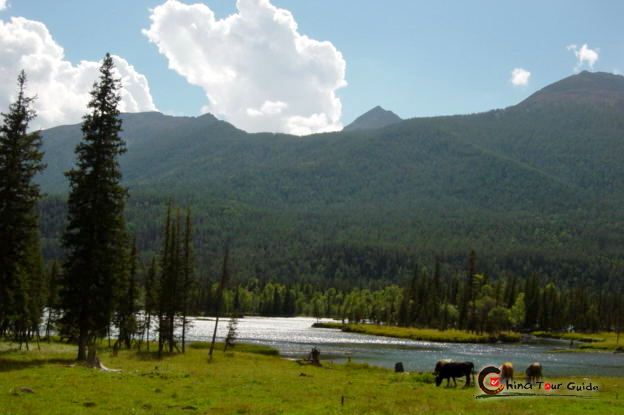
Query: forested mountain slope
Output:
[[37, 71, 624, 285]]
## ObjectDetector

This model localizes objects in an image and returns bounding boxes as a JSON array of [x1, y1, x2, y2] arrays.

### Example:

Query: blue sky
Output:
[[1, 0, 623, 131]]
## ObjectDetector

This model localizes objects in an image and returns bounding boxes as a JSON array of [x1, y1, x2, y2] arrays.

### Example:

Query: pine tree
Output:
[[180, 208, 194, 353], [60, 54, 128, 363], [116, 238, 138, 349], [0, 71, 45, 344], [157, 202, 176, 357], [223, 316, 238, 351], [141, 257, 158, 351], [209, 244, 231, 359], [45, 262, 61, 339]]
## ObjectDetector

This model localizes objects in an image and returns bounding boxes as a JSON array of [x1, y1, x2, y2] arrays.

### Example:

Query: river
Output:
[[181, 316, 624, 377]]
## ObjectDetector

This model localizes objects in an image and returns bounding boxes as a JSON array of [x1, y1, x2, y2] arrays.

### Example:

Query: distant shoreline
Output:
[[311, 322, 521, 344]]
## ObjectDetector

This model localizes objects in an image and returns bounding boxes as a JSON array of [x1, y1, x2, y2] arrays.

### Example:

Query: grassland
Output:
[[1, 340, 622, 414], [313, 322, 521, 343], [532, 331, 624, 352]]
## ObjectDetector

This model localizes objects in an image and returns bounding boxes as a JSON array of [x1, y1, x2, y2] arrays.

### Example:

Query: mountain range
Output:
[[39, 71, 624, 212], [37, 71, 624, 283]]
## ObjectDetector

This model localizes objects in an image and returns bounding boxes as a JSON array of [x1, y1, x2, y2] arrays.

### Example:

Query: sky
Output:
[[1, 0, 623, 134]]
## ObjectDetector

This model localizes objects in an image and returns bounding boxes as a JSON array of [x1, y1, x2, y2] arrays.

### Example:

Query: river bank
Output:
[[532, 331, 624, 352], [1, 340, 622, 414], [312, 322, 521, 343]]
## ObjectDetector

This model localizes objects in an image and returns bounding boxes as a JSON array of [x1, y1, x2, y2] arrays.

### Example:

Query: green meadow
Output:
[[1, 341, 622, 415]]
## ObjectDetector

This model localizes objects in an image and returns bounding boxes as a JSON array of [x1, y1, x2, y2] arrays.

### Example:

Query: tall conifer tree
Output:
[[60, 54, 127, 363], [0, 71, 45, 343]]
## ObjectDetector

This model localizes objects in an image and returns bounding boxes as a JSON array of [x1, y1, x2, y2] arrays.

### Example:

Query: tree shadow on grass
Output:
[[133, 350, 178, 361], [0, 357, 75, 372]]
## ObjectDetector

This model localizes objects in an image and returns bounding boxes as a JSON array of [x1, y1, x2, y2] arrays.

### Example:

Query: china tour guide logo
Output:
[[478, 366, 505, 395], [476, 364, 600, 399]]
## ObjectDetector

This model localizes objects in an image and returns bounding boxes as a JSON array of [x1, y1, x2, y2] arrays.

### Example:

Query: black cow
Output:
[[434, 359, 453, 375], [435, 361, 475, 387], [525, 362, 542, 383]]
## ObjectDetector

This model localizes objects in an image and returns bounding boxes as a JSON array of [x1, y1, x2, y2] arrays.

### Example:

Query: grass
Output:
[[532, 331, 624, 352], [1, 340, 623, 414], [313, 322, 521, 343]]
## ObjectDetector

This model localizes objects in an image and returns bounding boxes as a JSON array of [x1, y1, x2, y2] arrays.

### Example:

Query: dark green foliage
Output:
[[44, 261, 61, 339], [35, 72, 624, 299], [223, 316, 238, 351], [203, 253, 622, 335], [115, 238, 139, 349], [209, 244, 231, 358], [60, 54, 128, 361], [156, 203, 196, 356], [138, 256, 158, 351], [0, 71, 45, 345]]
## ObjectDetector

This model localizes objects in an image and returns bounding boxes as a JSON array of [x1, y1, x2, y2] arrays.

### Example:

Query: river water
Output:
[[181, 316, 624, 377]]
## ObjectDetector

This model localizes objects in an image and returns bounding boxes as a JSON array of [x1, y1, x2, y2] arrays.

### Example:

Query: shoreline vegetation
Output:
[[312, 322, 522, 343], [313, 322, 624, 351], [1, 340, 623, 414], [532, 331, 624, 352]]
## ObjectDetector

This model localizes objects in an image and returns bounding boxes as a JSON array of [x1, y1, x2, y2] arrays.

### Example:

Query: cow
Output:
[[525, 362, 542, 383], [435, 361, 475, 387], [434, 359, 453, 375], [500, 362, 513, 382]]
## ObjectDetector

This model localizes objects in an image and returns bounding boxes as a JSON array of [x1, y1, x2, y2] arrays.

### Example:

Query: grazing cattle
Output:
[[500, 362, 514, 382], [434, 359, 453, 375], [435, 362, 475, 387], [526, 362, 542, 383]]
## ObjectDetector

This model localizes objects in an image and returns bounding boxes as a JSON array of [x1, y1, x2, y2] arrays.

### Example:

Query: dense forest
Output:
[[2, 59, 624, 363]]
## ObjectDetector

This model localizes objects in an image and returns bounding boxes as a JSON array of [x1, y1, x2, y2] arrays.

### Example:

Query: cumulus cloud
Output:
[[143, 0, 346, 135], [0, 1, 7, 11], [510, 68, 531, 86], [0, 17, 156, 129], [567, 43, 599, 70]]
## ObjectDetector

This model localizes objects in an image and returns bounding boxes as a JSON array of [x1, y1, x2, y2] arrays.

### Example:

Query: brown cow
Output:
[[501, 362, 513, 382], [525, 362, 542, 383]]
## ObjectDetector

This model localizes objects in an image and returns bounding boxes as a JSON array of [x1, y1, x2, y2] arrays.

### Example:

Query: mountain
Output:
[[36, 71, 624, 284], [343, 106, 402, 131], [39, 71, 624, 211], [518, 71, 624, 108]]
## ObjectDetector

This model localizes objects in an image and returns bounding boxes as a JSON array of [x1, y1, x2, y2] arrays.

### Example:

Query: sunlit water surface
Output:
[[180, 316, 624, 377]]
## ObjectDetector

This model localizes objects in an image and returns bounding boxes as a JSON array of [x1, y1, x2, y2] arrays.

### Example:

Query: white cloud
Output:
[[510, 68, 531, 86], [143, 0, 346, 135], [567, 43, 599, 70], [0, 17, 156, 129], [0, 1, 7, 11]]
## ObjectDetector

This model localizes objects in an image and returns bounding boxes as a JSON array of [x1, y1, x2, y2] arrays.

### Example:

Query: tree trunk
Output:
[[182, 315, 187, 353], [209, 315, 220, 358], [77, 329, 88, 361], [87, 339, 98, 367], [145, 313, 151, 351]]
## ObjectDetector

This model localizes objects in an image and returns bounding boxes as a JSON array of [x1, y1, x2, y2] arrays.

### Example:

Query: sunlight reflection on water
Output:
[[182, 316, 624, 376]]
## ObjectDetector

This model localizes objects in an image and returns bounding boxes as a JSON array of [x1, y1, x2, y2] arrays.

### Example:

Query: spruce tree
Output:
[[0, 71, 45, 343], [157, 202, 181, 356], [116, 238, 138, 349], [45, 261, 61, 340], [180, 208, 194, 353], [60, 54, 127, 363], [209, 244, 230, 359], [141, 257, 158, 351]]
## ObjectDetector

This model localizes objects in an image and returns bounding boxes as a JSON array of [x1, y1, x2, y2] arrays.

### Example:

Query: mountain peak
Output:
[[518, 71, 624, 108], [343, 106, 402, 132]]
